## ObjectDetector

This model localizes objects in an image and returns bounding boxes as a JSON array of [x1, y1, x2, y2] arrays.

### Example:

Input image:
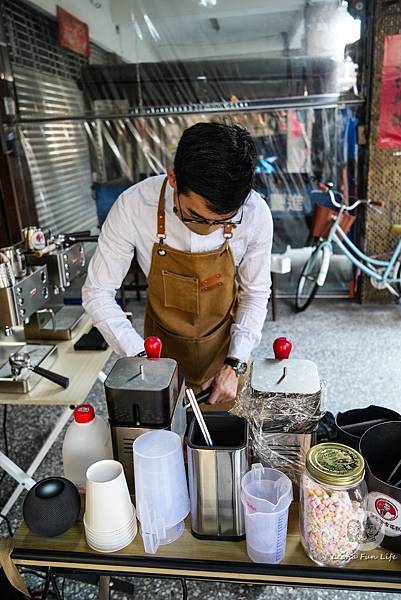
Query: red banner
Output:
[[378, 34, 401, 149], [57, 6, 90, 58]]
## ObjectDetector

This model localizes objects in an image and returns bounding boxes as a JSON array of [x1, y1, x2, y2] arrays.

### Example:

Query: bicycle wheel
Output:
[[295, 246, 325, 312]]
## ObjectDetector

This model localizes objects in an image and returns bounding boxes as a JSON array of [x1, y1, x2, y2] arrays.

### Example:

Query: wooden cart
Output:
[[10, 503, 401, 598]]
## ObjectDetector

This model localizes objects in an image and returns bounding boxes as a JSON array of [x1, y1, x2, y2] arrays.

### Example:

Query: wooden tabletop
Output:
[[12, 503, 401, 591], [0, 314, 113, 406]]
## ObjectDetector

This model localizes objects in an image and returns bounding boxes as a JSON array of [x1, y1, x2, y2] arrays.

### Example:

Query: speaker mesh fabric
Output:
[[23, 477, 81, 537]]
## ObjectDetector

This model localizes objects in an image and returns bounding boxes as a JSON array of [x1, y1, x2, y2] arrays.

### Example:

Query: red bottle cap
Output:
[[74, 404, 95, 424]]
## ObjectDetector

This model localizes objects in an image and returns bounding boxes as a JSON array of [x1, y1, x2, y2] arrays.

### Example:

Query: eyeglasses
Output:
[[175, 194, 244, 226]]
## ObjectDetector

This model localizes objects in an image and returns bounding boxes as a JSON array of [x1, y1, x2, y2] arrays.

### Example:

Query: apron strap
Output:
[[157, 177, 169, 241], [157, 175, 234, 244]]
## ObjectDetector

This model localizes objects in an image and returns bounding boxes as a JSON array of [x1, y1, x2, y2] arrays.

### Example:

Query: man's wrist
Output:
[[224, 357, 248, 376]]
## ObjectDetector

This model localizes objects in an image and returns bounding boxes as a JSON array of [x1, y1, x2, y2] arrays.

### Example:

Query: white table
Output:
[[0, 315, 112, 515]]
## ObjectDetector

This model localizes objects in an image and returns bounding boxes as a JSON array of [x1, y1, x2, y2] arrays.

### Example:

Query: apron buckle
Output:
[[223, 223, 235, 239], [157, 234, 167, 256]]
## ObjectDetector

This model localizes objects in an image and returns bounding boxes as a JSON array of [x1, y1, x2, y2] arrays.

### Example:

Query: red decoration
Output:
[[144, 336, 162, 359], [378, 34, 401, 149], [273, 337, 293, 360], [57, 6, 89, 58]]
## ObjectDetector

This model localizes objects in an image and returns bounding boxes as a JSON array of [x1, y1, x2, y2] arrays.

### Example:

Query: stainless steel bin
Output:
[[187, 413, 248, 540]]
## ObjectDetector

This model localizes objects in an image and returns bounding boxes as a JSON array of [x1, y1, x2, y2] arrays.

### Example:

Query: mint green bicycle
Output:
[[295, 183, 401, 311]]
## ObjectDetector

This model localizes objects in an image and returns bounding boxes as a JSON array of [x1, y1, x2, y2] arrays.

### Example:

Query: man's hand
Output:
[[201, 364, 239, 405]]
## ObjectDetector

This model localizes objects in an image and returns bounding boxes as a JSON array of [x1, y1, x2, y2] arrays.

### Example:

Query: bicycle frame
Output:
[[321, 207, 401, 285]]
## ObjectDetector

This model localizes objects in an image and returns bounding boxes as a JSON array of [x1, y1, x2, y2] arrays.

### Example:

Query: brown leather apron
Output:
[[144, 177, 237, 389]]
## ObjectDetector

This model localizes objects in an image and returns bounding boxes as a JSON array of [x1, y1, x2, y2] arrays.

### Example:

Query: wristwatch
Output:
[[224, 357, 248, 376]]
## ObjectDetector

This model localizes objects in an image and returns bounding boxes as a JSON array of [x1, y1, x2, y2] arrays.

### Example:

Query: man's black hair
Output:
[[174, 122, 256, 215]]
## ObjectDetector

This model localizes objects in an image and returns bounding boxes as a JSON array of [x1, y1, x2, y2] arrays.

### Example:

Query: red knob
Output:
[[273, 337, 293, 360], [144, 336, 162, 359]]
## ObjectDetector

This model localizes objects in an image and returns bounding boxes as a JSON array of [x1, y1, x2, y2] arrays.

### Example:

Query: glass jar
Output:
[[300, 442, 368, 567]]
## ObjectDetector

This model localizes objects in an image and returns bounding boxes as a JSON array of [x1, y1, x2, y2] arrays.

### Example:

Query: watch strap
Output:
[[224, 357, 247, 375], [224, 357, 241, 369]]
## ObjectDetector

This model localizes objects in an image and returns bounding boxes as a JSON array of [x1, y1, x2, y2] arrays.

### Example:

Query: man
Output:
[[82, 122, 273, 404]]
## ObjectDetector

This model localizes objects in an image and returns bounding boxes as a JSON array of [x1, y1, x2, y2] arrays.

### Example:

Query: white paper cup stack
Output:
[[84, 460, 137, 553]]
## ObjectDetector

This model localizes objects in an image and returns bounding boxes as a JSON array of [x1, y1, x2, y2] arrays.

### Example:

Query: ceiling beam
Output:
[[111, 0, 328, 24]]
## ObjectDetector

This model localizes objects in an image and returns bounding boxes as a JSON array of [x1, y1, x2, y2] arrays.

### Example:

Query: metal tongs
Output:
[[9, 352, 70, 389], [185, 388, 213, 447]]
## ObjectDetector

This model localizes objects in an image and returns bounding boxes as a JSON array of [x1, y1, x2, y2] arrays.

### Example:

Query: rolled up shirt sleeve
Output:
[[228, 198, 273, 363], [82, 192, 145, 356]]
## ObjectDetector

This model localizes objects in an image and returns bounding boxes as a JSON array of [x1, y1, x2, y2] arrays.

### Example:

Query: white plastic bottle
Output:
[[62, 404, 113, 492]]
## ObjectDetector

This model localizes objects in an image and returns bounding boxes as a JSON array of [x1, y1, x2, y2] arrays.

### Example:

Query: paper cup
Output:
[[85, 528, 136, 553], [83, 513, 136, 536], [85, 521, 137, 544], [85, 460, 134, 532]]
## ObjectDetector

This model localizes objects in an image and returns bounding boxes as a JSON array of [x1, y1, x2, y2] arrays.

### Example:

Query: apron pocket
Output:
[[146, 314, 232, 387], [162, 270, 199, 315]]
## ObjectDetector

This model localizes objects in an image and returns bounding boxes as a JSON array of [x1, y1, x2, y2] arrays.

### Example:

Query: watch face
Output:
[[236, 362, 247, 375]]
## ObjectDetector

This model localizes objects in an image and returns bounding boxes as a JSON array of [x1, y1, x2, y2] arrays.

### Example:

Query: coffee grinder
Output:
[[0, 248, 61, 393], [23, 228, 97, 341], [105, 337, 210, 491]]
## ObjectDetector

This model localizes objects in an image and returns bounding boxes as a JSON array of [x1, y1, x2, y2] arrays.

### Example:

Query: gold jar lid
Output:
[[306, 442, 365, 487]]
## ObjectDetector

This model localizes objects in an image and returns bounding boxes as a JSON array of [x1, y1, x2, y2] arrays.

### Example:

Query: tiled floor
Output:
[[1, 297, 401, 599]]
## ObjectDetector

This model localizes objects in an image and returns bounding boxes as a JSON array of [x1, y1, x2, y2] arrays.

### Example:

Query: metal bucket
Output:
[[336, 405, 401, 450], [187, 413, 248, 540], [360, 421, 401, 552]]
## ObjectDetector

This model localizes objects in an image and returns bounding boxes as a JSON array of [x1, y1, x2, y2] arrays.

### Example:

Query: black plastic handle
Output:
[[65, 235, 99, 243], [184, 386, 213, 408], [62, 230, 91, 237], [194, 386, 213, 405], [32, 365, 70, 389]]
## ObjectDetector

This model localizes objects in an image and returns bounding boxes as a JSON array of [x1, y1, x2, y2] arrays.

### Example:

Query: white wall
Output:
[[25, 0, 158, 62], [27, 0, 293, 63], [26, 0, 360, 65]]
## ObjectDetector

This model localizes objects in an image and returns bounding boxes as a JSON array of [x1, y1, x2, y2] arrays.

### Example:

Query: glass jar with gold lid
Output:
[[300, 442, 367, 567]]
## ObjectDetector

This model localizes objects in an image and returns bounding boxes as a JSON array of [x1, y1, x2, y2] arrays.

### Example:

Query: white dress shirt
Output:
[[82, 175, 273, 363]]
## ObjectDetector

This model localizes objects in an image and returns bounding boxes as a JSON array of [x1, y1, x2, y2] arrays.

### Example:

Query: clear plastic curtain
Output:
[[16, 0, 362, 292], [82, 1, 361, 259], [92, 0, 361, 108]]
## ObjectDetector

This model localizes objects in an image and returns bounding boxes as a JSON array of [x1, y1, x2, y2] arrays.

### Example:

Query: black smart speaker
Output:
[[23, 477, 81, 537]]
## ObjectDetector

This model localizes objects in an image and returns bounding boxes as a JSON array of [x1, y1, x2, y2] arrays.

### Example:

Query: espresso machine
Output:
[[0, 248, 62, 393], [23, 228, 96, 341], [105, 338, 210, 491]]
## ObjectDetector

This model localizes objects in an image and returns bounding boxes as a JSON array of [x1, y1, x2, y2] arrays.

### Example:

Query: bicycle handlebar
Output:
[[319, 181, 385, 212]]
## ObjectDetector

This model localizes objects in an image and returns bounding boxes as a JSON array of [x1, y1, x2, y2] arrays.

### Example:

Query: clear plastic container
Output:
[[241, 464, 293, 564], [300, 443, 367, 567], [133, 430, 190, 554], [62, 404, 113, 492]]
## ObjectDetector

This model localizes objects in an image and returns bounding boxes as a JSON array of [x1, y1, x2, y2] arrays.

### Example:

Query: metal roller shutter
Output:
[[14, 65, 97, 233], [3, 0, 98, 234]]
